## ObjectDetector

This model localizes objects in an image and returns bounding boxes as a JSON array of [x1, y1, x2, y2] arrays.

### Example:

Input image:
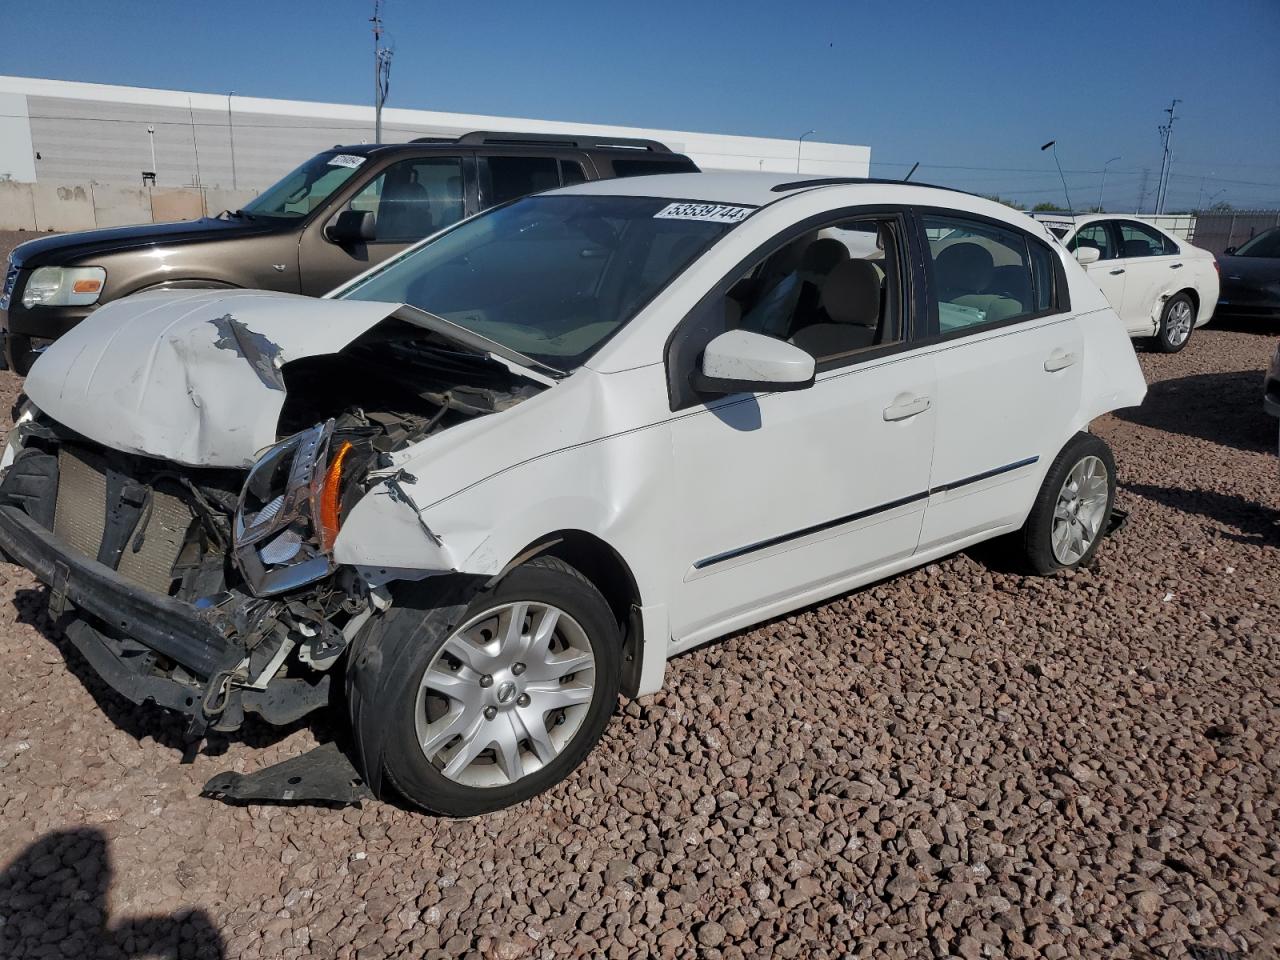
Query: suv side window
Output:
[[348, 156, 465, 242], [725, 217, 904, 365], [480, 156, 563, 206], [1068, 222, 1115, 260], [922, 215, 1052, 334], [1117, 219, 1178, 257]]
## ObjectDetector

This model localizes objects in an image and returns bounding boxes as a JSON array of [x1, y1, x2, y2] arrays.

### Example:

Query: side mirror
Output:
[[325, 210, 376, 244], [1074, 246, 1101, 265], [1224, 246, 1237, 255], [693, 329, 815, 396]]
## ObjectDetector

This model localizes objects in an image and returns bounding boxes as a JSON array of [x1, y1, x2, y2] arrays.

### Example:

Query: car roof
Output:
[[553, 171, 971, 207]]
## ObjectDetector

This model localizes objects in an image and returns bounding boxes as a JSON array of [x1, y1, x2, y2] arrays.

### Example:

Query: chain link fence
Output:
[[1190, 210, 1280, 254]]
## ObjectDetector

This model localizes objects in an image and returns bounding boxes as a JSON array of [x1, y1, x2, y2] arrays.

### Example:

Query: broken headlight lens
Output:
[[233, 421, 338, 596]]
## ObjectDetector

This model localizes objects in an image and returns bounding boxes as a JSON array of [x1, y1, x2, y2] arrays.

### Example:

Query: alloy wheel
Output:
[[414, 601, 596, 788], [1165, 300, 1193, 347], [1051, 455, 1110, 565]]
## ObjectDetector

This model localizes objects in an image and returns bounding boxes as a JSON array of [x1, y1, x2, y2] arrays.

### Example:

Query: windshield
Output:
[[241, 151, 367, 219], [1234, 228, 1280, 258], [339, 194, 748, 370]]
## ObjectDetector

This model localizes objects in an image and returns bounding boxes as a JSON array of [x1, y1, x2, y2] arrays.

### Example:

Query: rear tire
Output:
[[1154, 292, 1195, 353], [348, 557, 621, 816], [1017, 432, 1116, 575]]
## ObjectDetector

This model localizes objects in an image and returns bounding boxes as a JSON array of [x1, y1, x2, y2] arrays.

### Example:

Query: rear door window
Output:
[[922, 215, 1056, 334], [480, 156, 563, 206]]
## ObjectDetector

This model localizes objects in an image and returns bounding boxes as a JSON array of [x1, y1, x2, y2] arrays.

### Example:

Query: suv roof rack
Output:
[[410, 131, 671, 153]]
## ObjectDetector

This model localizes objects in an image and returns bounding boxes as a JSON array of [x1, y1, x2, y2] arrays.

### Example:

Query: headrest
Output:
[[934, 242, 994, 294], [800, 237, 850, 275], [820, 259, 881, 328]]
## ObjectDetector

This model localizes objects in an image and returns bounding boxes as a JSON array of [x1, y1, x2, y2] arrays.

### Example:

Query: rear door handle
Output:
[[1170, 262, 1183, 269], [1109, 268, 1126, 275], [883, 393, 931, 421], [1044, 350, 1078, 372]]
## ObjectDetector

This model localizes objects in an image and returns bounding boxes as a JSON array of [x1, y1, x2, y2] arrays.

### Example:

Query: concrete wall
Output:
[[0, 75, 872, 191], [0, 180, 258, 231]]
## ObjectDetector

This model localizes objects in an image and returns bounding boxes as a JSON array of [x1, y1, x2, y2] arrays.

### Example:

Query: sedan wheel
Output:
[[350, 556, 622, 816], [1017, 432, 1116, 575], [415, 601, 597, 788], [1050, 455, 1110, 565], [1156, 294, 1195, 353]]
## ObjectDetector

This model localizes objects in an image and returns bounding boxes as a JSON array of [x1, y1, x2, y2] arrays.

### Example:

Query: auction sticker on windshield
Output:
[[328, 154, 367, 169], [654, 203, 754, 224]]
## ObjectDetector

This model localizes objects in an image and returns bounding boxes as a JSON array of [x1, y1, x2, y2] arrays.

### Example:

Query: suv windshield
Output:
[[339, 195, 747, 370], [1234, 228, 1280, 258], [241, 151, 368, 219]]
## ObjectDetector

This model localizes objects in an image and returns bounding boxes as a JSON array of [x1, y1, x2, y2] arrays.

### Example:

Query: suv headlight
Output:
[[22, 266, 106, 307], [233, 420, 356, 596]]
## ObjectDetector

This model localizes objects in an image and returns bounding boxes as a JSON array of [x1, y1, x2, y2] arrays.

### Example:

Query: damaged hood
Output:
[[24, 290, 402, 468]]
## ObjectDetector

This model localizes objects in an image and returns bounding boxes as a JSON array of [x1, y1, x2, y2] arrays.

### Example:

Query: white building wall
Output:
[[0, 75, 871, 190]]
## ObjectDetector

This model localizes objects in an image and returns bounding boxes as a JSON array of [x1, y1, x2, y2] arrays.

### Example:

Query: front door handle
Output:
[[1170, 262, 1184, 269], [1109, 268, 1126, 275], [1044, 350, 1078, 372], [883, 393, 931, 421]]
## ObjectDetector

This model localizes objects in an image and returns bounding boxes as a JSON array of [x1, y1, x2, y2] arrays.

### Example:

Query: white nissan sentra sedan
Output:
[[1034, 213, 1219, 352], [0, 173, 1146, 814]]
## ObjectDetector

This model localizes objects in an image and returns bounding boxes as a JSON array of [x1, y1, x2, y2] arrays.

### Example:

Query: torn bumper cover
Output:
[[0, 504, 329, 731]]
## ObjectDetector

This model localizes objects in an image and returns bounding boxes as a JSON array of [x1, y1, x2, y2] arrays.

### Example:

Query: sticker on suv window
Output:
[[654, 203, 753, 224], [328, 154, 367, 169]]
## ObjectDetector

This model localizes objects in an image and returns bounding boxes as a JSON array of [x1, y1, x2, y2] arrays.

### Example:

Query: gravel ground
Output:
[[0, 244, 1277, 958]]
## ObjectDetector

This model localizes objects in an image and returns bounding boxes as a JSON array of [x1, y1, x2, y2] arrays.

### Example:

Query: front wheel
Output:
[[1017, 432, 1116, 575], [350, 557, 621, 816], [1154, 293, 1195, 353]]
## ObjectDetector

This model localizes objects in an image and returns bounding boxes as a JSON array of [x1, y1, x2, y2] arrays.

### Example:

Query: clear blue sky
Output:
[[7, 0, 1280, 211]]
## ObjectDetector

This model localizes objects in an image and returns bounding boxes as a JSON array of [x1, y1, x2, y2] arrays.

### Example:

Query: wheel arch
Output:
[[504, 529, 648, 697]]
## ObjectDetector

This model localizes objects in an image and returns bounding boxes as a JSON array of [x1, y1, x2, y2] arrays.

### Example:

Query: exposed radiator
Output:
[[53, 447, 195, 594]]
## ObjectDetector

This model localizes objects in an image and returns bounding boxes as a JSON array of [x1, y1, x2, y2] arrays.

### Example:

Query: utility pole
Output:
[[1154, 98, 1181, 215], [1136, 167, 1151, 213], [371, 0, 393, 143]]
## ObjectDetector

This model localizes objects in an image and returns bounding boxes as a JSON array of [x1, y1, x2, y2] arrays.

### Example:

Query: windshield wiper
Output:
[[393, 304, 566, 382]]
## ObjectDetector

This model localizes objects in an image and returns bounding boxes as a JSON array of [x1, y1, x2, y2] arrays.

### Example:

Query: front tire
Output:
[[350, 557, 621, 816], [1154, 292, 1195, 353], [1018, 432, 1116, 575]]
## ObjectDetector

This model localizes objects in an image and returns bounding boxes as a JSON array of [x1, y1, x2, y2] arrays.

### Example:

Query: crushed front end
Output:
[[0, 410, 381, 736]]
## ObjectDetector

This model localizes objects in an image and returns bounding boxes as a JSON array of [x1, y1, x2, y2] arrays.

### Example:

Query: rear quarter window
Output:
[[609, 158, 699, 178]]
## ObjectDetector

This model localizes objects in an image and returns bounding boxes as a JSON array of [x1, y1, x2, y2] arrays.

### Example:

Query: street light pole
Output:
[[227, 91, 238, 190], [1040, 140, 1074, 213], [147, 125, 157, 180], [797, 129, 816, 173], [1098, 156, 1120, 213]]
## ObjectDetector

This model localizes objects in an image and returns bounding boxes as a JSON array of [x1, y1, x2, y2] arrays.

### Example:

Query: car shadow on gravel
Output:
[[1123, 483, 1280, 547], [12, 585, 324, 759], [0, 827, 226, 959], [1111, 369, 1276, 454]]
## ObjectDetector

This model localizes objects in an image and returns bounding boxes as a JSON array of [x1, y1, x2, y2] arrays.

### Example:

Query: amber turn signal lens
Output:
[[72, 278, 102, 294], [319, 440, 353, 551]]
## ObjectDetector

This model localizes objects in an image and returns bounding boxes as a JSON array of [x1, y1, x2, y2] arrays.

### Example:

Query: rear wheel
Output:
[[349, 557, 621, 816], [1017, 432, 1116, 575], [1154, 293, 1195, 353]]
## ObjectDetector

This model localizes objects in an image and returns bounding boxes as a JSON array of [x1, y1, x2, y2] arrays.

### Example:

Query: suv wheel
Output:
[[349, 557, 621, 816]]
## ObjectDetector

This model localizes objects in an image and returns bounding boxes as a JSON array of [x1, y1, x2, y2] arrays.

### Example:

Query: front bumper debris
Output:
[[202, 741, 372, 806]]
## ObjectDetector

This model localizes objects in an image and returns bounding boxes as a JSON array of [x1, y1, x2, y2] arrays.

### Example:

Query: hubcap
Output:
[[1166, 300, 1192, 345], [1051, 455, 1109, 565], [414, 602, 596, 788]]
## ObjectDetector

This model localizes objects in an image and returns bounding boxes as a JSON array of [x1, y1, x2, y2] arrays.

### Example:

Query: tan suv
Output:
[[0, 131, 697, 373]]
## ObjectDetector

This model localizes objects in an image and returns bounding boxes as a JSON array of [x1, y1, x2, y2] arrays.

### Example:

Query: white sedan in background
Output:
[[3, 173, 1147, 814], [1034, 214, 1218, 352]]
